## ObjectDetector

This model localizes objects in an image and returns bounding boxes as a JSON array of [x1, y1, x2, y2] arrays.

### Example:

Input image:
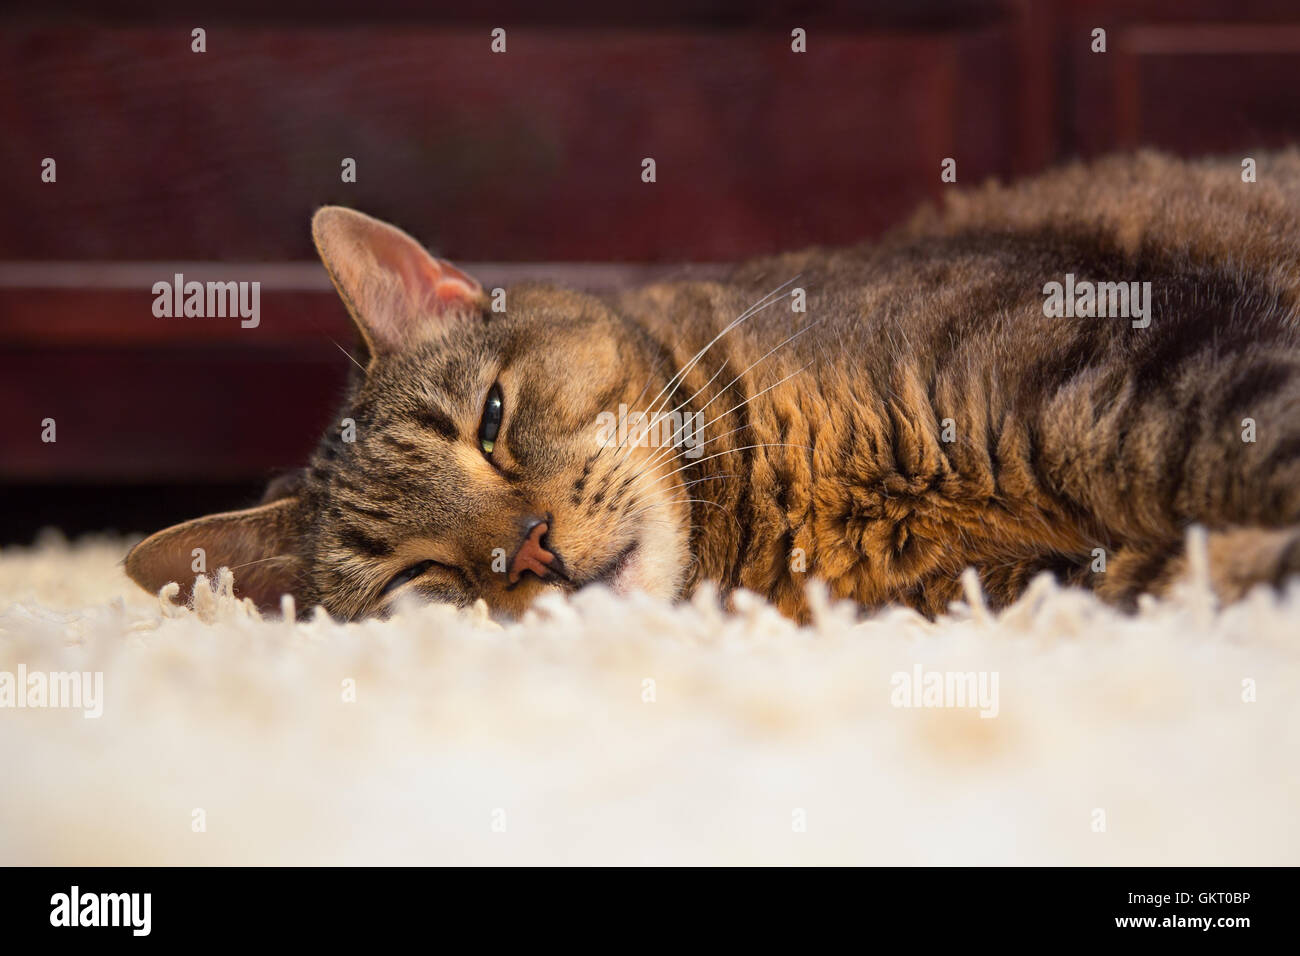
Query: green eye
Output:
[[478, 383, 503, 455]]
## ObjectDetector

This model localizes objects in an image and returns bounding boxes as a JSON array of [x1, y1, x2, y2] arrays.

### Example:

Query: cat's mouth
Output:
[[579, 542, 641, 592]]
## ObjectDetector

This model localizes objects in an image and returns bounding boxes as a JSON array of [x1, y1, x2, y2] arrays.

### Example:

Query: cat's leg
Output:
[[1033, 346, 1300, 605], [1084, 525, 1300, 606]]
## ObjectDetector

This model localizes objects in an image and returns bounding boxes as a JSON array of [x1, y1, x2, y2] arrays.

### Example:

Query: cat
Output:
[[125, 150, 1300, 623]]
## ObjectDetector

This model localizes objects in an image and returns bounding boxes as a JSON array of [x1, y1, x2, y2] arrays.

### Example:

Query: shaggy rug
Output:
[[1, 529, 1296, 866]]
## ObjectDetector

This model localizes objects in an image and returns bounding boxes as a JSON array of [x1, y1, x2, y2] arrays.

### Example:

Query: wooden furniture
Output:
[[2, 0, 1298, 538]]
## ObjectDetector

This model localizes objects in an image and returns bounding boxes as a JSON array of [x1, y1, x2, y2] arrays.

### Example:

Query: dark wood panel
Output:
[[1068, 0, 1300, 23], [0, 27, 1023, 261], [0, 348, 349, 480], [1, 481, 271, 544], [1061, 10, 1300, 156], [0, 1, 1019, 30], [1134, 41, 1300, 153]]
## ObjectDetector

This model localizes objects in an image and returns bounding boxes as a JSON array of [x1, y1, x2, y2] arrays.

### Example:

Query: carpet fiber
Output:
[[1, 529, 1297, 865]]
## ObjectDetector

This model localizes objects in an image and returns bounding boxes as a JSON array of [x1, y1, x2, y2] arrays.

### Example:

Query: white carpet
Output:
[[1, 529, 1297, 865]]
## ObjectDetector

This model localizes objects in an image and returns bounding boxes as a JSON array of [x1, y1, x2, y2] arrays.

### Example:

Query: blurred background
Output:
[[3, 0, 1300, 544]]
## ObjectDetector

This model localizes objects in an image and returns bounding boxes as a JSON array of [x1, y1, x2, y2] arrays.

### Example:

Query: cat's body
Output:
[[127, 151, 1300, 621]]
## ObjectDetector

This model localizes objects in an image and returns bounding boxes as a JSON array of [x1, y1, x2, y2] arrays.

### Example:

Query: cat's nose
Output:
[[508, 518, 556, 583]]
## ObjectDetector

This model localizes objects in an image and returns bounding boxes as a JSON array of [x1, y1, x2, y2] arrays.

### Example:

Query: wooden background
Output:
[[3, 0, 1300, 541]]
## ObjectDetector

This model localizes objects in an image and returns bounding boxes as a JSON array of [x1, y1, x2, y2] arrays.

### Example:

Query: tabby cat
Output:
[[126, 151, 1300, 622]]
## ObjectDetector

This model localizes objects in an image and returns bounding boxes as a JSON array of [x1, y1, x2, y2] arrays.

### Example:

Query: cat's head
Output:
[[125, 207, 694, 619]]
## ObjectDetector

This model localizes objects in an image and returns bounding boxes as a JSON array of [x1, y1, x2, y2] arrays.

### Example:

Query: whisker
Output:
[[638, 324, 821, 473], [226, 553, 295, 572], [644, 442, 815, 489], [615, 474, 734, 525], [637, 361, 815, 477], [329, 336, 367, 374], [624, 494, 741, 535], [618, 473, 733, 512], [629, 275, 802, 454], [613, 286, 804, 472], [688, 363, 815, 443]]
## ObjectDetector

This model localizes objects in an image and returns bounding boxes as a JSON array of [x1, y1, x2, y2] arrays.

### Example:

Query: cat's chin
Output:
[[582, 542, 642, 594], [577, 525, 688, 602], [577, 540, 682, 600]]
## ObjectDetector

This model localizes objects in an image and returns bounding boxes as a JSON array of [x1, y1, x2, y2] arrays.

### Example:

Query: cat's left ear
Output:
[[311, 206, 486, 359], [124, 497, 308, 613]]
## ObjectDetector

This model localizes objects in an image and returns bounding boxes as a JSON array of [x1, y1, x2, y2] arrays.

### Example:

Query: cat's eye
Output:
[[380, 560, 435, 597], [478, 383, 504, 456]]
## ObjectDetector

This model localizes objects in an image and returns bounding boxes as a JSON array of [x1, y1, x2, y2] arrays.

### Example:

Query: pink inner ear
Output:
[[380, 230, 482, 313], [434, 276, 479, 302]]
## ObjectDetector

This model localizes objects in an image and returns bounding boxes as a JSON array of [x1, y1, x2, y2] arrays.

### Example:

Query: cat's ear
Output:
[[311, 206, 486, 358], [124, 497, 308, 613]]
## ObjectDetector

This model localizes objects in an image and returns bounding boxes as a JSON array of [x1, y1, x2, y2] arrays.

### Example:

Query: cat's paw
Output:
[[1204, 525, 1300, 602]]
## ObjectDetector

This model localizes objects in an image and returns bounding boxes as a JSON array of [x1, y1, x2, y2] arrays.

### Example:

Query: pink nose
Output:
[[509, 521, 555, 583]]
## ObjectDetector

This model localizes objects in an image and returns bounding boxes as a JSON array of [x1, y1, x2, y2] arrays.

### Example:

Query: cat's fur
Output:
[[126, 151, 1300, 622]]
